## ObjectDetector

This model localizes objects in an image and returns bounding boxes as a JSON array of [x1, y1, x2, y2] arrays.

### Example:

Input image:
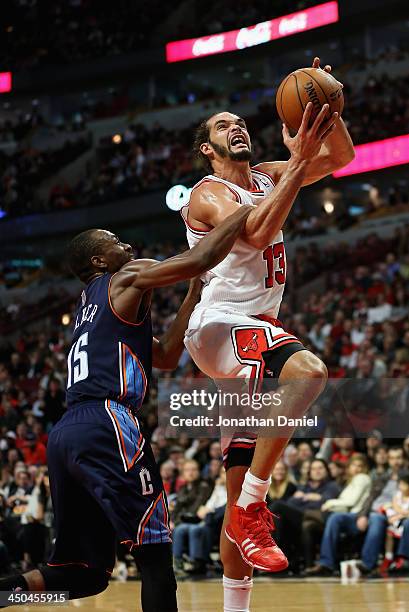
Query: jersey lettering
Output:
[[263, 242, 286, 288], [67, 332, 89, 389], [140, 468, 153, 495]]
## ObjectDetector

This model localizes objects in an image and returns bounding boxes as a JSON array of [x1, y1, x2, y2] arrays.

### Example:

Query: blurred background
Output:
[[0, 0, 409, 581]]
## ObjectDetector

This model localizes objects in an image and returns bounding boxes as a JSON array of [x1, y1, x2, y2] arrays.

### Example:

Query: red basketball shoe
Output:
[[225, 501, 288, 572]]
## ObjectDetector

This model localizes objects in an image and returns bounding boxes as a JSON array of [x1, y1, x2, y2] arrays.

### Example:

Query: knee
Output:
[[326, 513, 342, 527], [173, 523, 186, 536], [191, 524, 203, 536], [302, 354, 328, 389], [369, 513, 387, 527], [287, 353, 328, 397], [87, 569, 109, 596]]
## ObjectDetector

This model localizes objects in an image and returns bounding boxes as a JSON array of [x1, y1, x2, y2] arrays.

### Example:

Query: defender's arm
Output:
[[109, 205, 250, 323], [127, 204, 250, 289], [152, 278, 202, 370]]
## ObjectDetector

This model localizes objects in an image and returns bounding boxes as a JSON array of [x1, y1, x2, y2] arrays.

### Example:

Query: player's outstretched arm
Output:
[[109, 206, 249, 326], [125, 204, 250, 289], [152, 277, 202, 370]]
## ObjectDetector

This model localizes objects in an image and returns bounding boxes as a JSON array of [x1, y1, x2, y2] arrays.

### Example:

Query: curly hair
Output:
[[192, 118, 213, 174]]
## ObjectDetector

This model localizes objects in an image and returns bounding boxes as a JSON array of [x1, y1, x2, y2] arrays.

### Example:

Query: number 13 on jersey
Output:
[[263, 242, 286, 288]]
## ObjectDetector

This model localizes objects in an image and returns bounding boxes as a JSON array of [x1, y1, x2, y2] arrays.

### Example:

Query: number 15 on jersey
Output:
[[67, 332, 89, 389]]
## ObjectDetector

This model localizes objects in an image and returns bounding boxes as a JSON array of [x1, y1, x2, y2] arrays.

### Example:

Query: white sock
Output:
[[223, 575, 253, 612], [385, 552, 394, 560], [236, 470, 271, 509]]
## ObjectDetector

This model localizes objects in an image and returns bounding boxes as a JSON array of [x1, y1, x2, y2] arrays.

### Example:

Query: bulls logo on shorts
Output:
[[232, 326, 270, 394]]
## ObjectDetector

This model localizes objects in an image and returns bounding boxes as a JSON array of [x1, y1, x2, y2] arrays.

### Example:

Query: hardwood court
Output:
[[20, 578, 409, 612]]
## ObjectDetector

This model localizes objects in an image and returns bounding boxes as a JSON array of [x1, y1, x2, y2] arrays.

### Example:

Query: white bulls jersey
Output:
[[181, 166, 286, 318]]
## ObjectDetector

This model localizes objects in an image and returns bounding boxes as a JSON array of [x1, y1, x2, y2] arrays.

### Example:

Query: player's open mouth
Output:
[[230, 134, 247, 147]]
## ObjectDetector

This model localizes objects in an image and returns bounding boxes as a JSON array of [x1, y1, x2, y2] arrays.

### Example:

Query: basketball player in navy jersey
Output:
[[0, 206, 251, 611]]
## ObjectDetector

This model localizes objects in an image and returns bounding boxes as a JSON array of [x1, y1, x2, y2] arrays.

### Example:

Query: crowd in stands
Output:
[[86, 68, 409, 205], [2, 0, 175, 70], [0, 136, 90, 217], [2, 0, 333, 70], [1, 68, 405, 224], [171, 0, 317, 39], [50, 69, 409, 214], [4, 0, 409, 72], [1, 225, 409, 578]]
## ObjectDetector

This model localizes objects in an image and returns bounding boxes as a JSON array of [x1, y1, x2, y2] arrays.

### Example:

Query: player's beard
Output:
[[209, 139, 252, 162]]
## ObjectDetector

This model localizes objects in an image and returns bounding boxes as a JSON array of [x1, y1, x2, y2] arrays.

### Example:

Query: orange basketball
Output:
[[276, 67, 344, 132]]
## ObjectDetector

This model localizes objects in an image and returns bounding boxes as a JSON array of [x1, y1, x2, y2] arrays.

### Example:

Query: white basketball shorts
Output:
[[184, 308, 305, 468]]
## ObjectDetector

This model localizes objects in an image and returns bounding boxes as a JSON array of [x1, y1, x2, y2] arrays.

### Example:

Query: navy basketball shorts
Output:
[[47, 400, 171, 574]]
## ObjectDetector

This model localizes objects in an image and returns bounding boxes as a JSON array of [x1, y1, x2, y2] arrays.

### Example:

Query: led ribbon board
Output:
[[333, 134, 409, 177], [0, 72, 12, 93], [166, 2, 339, 63]]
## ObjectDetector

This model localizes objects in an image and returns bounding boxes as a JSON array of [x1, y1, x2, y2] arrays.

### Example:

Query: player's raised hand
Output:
[[313, 56, 344, 88], [312, 56, 332, 73], [282, 102, 338, 160]]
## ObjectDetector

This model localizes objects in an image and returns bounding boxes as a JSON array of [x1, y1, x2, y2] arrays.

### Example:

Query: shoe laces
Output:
[[243, 503, 276, 548]]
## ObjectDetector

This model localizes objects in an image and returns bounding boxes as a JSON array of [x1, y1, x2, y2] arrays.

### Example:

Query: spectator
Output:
[[203, 458, 223, 483], [21, 433, 47, 467], [283, 444, 300, 481], [201, 441, 222, 479], [355, 447, 406, 575], [297, 442, 314, 463], [270, 459, 340, 571], [0, 494, 13, 573], [43, 379, 66, 427], [370, 445, 389, 481], [297, 460, 312, 487], [366, 431, 383, 468], [183, 467, 227, 575], [382, 472, 409, 574], [160, 460, 183, 501], [330, 438, 355, 464], [20, 468, 53, 570], [306, 454, 371, 576], [328, 461, 347, 488], [171, 460, 212, 574], [267, 461, 297, 504], [4, 468, 32, 517]]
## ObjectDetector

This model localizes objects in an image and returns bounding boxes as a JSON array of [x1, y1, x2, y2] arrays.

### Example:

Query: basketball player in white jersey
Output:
[[182, 59, 354, 612]]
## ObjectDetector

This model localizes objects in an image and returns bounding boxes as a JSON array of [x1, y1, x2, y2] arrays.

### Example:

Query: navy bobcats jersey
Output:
[[66, 273, 152, 411]]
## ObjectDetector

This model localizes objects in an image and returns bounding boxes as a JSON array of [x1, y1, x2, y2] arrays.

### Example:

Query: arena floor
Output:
[[17, 578, 409, 611]]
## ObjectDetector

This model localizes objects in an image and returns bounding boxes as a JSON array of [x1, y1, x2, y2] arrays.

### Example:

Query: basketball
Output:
[[276, 67, 344, 132]]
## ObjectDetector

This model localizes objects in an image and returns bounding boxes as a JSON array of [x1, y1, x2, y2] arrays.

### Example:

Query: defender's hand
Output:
[[187, 276, 203, 299], [283, 102, 338, 161]]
